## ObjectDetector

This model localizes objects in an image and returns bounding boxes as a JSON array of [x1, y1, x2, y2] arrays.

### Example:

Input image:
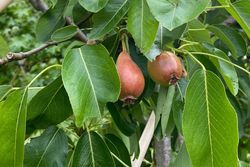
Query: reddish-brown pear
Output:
[[147, 51, 184, 86], [116, 51, 145, 104]]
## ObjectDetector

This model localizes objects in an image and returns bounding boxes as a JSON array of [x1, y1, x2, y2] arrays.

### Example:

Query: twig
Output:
[[28, 0, 88, 43], [0, 41, 58, 65], [65, 17, 89, 43]]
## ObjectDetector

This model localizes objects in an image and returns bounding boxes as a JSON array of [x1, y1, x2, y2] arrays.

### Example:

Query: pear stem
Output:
[[121, 33, 129, 53]]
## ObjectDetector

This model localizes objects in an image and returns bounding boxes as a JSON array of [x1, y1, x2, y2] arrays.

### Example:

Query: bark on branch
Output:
[[0, 41, 58, 65]]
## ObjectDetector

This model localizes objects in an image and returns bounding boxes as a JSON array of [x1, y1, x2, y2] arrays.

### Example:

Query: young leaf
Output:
[[62, 45, 120, 127], [24, 126, 68, 167], [217, 0, 250, 39], [78, 0, 109, 13], [127, 0, 159, 53], [207, 25, 247, 59], [0, 89, 27, 167], [27, 77, 72, 128], [183, 70, 238, 167], [36, 0, 69, 42], [88, 0, 130, 39], [51, 25, 78, 42], [146, 0, 209, 30], [72, 131, 115, 167]]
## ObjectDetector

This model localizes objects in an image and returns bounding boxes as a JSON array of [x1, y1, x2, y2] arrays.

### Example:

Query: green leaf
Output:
[[170, 144, 192, 167], [27, 77, 72, 128], [0, 85, 12, 100], [64, 0, 78, 17], [49, 0, 58, 7], [79, 0, 109, 13], [62, 44, 120, 127], [217, 0, 250, 39], [146, 0, 209, 30], [0, 89, 27, 167], [0, 36, 9, 57], [104, 134, 131, 167], [183, 70, 238, 167], [88, 0, 130, 39], [207, 25, 247, 59], [24, 126, 68, 167], [36, 0, 69, 42], [187, 20, 211, 44], [202, 43, 239, 96], [127, 0, 158, 53], [72, 131, 115, 167], [51, 25, 78, 42], [156, 24, 187, 49], [184, 20, 211, 51]]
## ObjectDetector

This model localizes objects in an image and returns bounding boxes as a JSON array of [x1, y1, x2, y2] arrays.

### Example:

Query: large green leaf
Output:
[[78, 0, 109, 13], [104, 134, 132, 167], [27, 77, 72, 128], [0, 35, 9, 57], [62, 45, 120, 127], [51, 25, 78, 42], [72, 131, 115, 167], [183, 70, 238, 167], [36, 0, 69, 42], [217, 0, 250, 38], [207, 25, 247, 59], [24, 126, 68, 167], [202, 43, 239, 96], [0, 89, 27, 167], [146, 0, 209, 30], [127, 0, 158, 53], [88, 0, 130, 39]]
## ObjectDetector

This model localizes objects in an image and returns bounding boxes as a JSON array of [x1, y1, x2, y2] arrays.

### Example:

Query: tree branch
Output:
[[65, 17, 89, 43], [0, 41, 58, 65], [28, 0, 48, 12], [29, 0, 88, 43]]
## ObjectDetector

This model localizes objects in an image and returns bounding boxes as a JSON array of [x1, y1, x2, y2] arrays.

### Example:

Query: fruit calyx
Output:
[[116, 50, 145, 106], [147, 51, 185, 86]]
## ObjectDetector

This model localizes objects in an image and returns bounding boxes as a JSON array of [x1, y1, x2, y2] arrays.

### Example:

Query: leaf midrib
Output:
[[87, 132, 95, 167], [140, 0, 144, 48], [204, 71, 214, 166], [40, 83, 63, 115], [78, 48, 100, 122], [14, 88, 27, 167], [92, 0, 129, 37], [36, 128, 60, 167]]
